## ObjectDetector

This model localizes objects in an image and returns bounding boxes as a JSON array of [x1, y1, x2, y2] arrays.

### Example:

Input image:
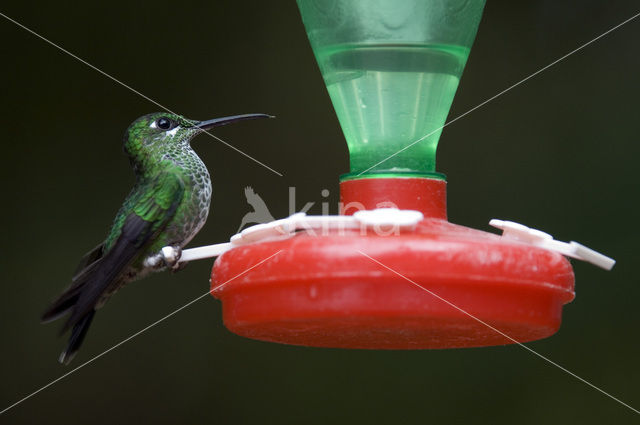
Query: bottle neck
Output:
[[339, 177, 447, 219]]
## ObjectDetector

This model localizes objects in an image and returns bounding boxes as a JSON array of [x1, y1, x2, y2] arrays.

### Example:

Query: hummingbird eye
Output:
[[156, 117, 173, 130]]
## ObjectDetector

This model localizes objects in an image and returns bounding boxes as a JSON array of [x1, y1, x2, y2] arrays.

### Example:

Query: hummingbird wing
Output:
[[73, 242, 105, 280], [48, 172, 185, 335]]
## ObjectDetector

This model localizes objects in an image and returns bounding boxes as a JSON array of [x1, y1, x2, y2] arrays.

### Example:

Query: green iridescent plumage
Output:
[[42, 111, 271, 364]]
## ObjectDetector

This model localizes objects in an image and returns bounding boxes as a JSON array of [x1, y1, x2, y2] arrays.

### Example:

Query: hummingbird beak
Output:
[[195, 113, 274, 131]]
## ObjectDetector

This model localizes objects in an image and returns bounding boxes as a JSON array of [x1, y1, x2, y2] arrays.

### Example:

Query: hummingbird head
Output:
[[122, 112, 272, 171], [123, 112, 197, 157]]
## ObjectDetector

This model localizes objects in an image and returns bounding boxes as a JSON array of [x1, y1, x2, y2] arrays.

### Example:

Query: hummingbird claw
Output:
[[143, 245, 183, 270], [160, 245, 183, 271]]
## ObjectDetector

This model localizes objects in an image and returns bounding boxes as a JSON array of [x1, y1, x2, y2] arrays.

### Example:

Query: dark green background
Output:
[[1, 1, 638, 424]]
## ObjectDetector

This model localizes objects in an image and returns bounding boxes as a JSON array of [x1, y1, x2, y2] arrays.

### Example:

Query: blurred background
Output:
[[0, 1, 638, 423]]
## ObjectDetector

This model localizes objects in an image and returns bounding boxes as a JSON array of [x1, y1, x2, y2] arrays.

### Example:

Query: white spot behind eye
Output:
[[150, 121, 157, 129]]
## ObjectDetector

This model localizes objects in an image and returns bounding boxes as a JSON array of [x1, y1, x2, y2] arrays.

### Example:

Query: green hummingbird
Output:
[[42, 111, 272, 364]]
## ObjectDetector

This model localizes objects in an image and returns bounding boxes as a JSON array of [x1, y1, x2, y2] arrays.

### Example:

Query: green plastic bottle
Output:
[[297, 0, 486, 179]]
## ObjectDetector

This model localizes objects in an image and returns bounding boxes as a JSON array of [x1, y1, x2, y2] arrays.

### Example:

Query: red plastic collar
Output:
[[340, 177, 447, 219]]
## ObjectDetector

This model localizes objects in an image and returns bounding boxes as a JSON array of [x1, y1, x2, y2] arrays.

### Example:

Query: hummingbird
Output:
[[42, 111, 272, 364]]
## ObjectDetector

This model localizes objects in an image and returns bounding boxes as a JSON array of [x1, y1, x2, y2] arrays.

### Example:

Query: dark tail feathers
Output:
[[42, 279, 96, 365], [58, 310, 95, 365], [41, 284, 84, 324]]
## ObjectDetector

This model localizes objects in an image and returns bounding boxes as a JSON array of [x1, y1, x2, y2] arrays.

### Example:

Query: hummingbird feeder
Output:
[[205, 0, 614, 349]]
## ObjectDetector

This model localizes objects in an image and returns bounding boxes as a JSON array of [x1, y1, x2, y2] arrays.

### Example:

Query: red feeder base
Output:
[[210, 178, 575, 349]]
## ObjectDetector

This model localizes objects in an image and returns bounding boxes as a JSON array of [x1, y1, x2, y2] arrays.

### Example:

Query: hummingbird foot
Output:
[[144, 245, 183, 271], [161, 245, 182, 270]]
